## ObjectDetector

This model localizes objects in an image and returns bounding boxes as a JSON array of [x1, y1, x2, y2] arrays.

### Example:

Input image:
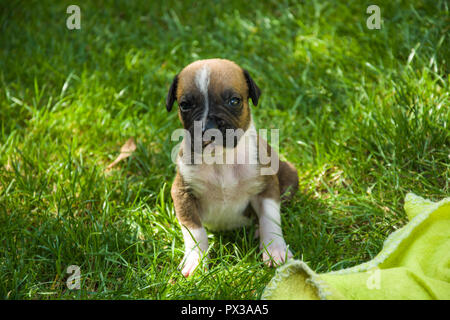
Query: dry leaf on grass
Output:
[[106, 138, 137, 171], [4, 158, 13, 172]]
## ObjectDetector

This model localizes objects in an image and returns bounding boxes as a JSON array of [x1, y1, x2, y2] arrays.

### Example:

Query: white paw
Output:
[[179, 250, 205, 277], [260, 239, 293, 267]]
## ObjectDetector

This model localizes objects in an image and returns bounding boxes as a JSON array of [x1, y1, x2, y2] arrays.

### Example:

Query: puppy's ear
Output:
[[166, 74, 178, 112], [243, 69, 261, 106]]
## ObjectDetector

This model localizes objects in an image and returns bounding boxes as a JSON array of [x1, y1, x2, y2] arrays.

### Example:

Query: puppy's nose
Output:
[[203, 118, 218, 134]]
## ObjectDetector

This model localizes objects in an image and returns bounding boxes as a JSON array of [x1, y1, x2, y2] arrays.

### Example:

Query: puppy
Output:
[[166, 59, 299, 277]]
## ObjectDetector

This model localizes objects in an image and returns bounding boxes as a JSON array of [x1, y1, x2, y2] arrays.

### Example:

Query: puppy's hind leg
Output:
[[277, 160, 299, 202]]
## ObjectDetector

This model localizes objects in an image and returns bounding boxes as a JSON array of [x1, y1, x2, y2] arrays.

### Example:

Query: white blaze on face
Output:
[[194, 65, 211, 130]]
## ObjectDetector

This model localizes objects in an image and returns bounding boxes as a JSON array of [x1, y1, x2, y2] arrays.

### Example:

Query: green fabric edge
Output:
[[261, 260, 342, 300]]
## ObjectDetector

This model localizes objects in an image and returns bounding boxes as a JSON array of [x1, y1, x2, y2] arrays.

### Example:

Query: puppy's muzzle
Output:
[[201, 117, 230, 147]]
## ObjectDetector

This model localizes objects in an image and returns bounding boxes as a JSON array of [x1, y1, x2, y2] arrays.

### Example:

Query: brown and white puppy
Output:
[[166, 58, 299, 277]]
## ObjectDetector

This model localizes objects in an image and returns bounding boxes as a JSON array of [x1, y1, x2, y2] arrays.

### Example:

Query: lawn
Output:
[[0, 0, 448, 299]]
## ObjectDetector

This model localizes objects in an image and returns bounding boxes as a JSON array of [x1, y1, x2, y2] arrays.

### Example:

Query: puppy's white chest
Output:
[[180, 162, 264, 231]]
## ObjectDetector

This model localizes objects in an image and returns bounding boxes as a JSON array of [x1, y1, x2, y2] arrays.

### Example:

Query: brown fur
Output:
[[256, 135, 299, 201], [277, 160, 299, 201], [176, 59, 252, 131], [170, 172, 202, 230]]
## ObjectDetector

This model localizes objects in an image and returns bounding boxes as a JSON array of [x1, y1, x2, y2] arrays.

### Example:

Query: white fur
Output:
[[179, 226, 209, 277], [178, 121, 265, 231], [195, 66, 211, 130], [250, 197, 293, 266], [181, 226, 209, 252]]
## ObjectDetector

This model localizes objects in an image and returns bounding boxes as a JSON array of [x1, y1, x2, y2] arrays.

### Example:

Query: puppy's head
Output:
[[166, 59, 260, 149]]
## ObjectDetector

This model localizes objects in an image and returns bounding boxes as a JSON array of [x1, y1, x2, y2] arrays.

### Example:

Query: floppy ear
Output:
[[166, 74, 178, 112], [243, 69, 261, 106]]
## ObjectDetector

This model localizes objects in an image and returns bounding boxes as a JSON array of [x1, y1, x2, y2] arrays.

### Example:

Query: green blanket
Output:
[[262, 193, 450, 300]]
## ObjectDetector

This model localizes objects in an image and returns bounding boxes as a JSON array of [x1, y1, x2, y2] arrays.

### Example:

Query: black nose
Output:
[[203, 118, 219, 133]]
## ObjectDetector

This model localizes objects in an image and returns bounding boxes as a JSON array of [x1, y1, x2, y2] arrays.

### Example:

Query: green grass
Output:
[[0, 0, 448, 299]]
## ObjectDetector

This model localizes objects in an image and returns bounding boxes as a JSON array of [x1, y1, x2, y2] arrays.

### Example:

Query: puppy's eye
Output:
[[179, 101, 193, 112], [228, 97, 241, 106]]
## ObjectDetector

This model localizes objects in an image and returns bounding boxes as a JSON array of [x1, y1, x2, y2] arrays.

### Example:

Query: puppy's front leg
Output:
[[251, 183, 293, 266], [179, 225, 208, 277], [171, 173, 208, 277]]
